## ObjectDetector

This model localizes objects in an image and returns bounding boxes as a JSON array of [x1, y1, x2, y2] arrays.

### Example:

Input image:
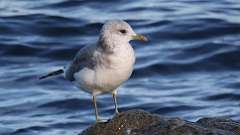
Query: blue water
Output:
[[0, 0, 240, 135]]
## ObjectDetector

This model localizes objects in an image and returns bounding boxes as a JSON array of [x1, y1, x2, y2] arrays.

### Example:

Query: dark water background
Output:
[[0, 0, 240, 134]]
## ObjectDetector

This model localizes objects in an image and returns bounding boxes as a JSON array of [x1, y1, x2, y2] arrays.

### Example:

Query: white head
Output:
[[98, 20, 147, 50]]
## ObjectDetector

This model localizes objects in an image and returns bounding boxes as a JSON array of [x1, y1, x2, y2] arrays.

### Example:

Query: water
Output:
[[0, 0, 240, 134]]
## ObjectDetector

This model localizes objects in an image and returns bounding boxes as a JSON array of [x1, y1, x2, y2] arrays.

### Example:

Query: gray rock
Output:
[[79, 109, 240, 135]]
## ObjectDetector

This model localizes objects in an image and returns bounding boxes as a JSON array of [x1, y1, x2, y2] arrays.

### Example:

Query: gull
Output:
[[39, 19, 148, 122]]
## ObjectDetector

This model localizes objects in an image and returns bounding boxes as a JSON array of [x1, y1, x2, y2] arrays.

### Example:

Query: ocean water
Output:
[[0, 0, 240, 135]]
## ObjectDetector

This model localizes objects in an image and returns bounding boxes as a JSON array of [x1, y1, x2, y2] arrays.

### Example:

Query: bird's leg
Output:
[[112, 90, 119, 114], [92, 94, 101, 122]]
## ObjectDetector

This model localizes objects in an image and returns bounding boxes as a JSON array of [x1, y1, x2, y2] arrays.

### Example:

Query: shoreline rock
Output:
[[79, 109, 240, 135]]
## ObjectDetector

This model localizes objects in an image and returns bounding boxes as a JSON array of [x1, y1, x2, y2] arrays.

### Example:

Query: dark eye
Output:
[[119, 29, 127, 34]]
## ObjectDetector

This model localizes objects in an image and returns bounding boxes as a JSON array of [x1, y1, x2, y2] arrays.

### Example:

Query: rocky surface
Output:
[[79, 110, 240, 135]]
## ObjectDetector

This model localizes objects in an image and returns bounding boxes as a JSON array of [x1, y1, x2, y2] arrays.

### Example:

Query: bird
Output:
[[39, 19, 148, 122]]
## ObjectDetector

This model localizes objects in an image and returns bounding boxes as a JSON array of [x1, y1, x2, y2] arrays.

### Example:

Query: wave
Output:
[[147, 18, 240, 41], [134, 43, 240, 77], [200, 93, 240, 101], [38, 98, 93, 110]]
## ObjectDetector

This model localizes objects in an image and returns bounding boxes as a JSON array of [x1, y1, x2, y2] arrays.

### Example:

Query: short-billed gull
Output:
[[39, 20, 148, 122]]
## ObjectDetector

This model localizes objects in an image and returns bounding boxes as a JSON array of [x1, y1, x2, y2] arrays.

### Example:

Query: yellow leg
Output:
[[92, 94, 101, 122], [112, 91, 119, 114]]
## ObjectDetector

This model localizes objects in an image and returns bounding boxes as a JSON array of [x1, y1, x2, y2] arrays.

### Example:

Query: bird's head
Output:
[[99, 20, 148, 46]]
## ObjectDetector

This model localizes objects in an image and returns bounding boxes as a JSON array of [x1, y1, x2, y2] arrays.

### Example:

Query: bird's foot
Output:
[[96, 116, 108, 123]]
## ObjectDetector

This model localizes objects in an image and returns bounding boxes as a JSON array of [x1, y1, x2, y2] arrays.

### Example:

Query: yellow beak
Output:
[[132, 34, 148, 42]]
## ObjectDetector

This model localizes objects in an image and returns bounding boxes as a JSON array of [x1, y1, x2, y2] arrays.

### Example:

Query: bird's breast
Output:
[[94, 45, 135, 91], [73, 45, 135, 93]]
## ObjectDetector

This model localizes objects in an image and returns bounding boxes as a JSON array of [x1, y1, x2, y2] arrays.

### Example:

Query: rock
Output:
[[79, 109, 240, 135]]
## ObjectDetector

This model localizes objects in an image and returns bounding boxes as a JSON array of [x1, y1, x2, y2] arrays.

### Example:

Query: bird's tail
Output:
[[39, 69, 64, 80]]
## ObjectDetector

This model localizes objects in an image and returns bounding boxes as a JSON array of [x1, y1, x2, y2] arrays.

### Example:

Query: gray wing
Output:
[[65, 45, 96, 81]]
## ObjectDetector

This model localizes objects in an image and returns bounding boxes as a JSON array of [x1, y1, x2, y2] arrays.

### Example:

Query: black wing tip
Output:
[[39, 76, 46, 80], [38, 69, 64, 80]]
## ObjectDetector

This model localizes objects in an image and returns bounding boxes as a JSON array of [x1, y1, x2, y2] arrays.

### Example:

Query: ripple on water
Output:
[[0, 0, 240, 135]]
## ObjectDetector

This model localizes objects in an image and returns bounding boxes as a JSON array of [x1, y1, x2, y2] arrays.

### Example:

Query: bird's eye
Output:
[[119, 29, 127, 34]]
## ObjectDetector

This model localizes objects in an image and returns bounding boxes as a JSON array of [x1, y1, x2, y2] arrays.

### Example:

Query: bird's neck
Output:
[[97, 38, 113, 53], [97, 35, 129, 54]]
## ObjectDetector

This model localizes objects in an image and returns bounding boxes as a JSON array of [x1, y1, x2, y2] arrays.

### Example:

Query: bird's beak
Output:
[[131, 34, 148, 42]]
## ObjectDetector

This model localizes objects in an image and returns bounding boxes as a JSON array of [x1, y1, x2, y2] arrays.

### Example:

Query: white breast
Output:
[[73, 44, 135, 94], [96, 44, 135, 91]]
